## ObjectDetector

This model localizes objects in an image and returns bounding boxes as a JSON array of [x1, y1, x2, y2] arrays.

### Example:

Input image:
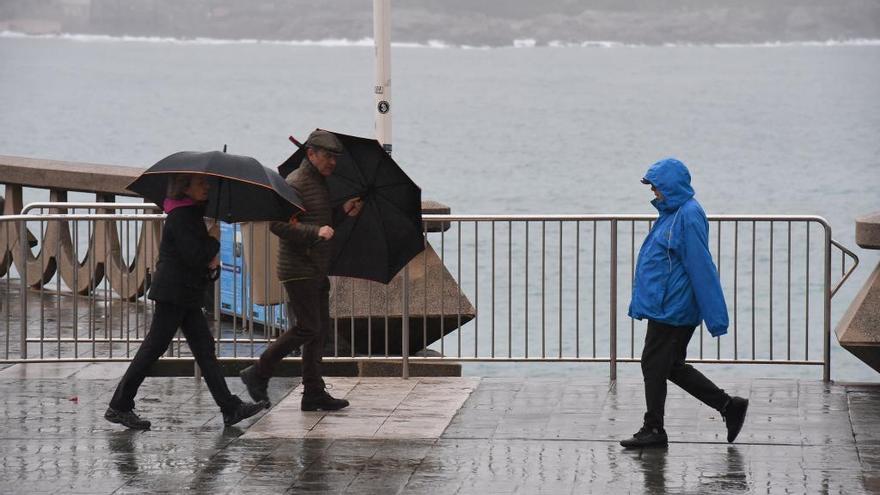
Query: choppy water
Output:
[[1, 35, 878, 380]]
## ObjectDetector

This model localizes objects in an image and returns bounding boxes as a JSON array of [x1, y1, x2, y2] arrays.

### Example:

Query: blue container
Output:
[[218, 223, 287, 327]]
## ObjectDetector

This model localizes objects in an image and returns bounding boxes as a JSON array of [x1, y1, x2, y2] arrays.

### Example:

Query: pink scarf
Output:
[[162, 197, 198, 213]]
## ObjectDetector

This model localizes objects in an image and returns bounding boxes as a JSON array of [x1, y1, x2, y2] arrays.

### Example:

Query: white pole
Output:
[[373, 0, 392, 153], [374, 0, 407, 379]]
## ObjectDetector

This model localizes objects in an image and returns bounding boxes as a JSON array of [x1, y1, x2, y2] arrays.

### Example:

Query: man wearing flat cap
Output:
[[240, 129, 362, 411]]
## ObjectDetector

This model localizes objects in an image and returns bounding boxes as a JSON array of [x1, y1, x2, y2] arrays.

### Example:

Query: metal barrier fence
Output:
[[0, 208, 860, 382], [417, 214, 859, 382], [0, 205, 422, 371]]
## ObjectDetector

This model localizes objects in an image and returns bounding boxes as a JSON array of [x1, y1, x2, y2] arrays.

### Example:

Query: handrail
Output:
[[830, 239, 860, 298], [423, 213, 832, 224], [2, 213, 166, 221]]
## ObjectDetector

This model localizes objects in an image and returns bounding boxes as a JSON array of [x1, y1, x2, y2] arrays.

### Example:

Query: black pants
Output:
[[256, 277, 329, 394], [641, 320, 730, 429], [109, 302, 241, 414]]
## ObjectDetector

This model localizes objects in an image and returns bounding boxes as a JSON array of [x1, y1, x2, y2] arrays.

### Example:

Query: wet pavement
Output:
[[0, 363, 878, 494]]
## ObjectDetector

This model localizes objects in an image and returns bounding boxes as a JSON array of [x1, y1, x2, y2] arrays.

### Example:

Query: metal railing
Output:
[[1, 211, 161, 362], [0, 206, 420, 369], [0, 209, 860, 382]]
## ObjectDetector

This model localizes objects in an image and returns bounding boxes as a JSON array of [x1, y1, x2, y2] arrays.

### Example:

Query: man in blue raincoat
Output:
[[621, 158, 749, 448]]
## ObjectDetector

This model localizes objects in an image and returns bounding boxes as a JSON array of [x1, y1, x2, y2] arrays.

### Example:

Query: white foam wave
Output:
[[2, 30, 879, 49], [542, 38, 880, 48], [512, 38, 537, 48], [548, 40, 629, 48], [0, 31, 466, 48], [0, 31, 378, 47], [713, 38, 880, 48]]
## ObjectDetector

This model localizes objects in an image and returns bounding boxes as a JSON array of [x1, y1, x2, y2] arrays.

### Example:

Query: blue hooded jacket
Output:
[[627, 158, 729, 337]]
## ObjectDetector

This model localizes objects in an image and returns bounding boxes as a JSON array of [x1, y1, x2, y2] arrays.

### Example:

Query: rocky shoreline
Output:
[[2, 0, 880, 47]]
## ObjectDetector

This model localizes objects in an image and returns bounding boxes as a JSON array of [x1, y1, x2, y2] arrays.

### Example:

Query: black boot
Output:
[[239, 364, 270, 405], [301, 390, 350, 411], [723, 396, 749, 443], [104, 407, 151, 430], [620, 425, 668, 448], [222, 401, 267, 427]]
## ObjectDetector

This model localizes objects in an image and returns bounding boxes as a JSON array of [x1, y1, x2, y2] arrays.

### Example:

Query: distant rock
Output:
[[1, 0, 879, 46], [0, 18, 63, 35]]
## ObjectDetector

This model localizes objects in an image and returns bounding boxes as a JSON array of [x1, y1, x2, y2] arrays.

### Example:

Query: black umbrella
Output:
[[128, 150, 304, 223], [279, 130, 424, 284]]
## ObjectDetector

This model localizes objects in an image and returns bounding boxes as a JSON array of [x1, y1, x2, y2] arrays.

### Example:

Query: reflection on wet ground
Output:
[[0, 363, 878, 494]]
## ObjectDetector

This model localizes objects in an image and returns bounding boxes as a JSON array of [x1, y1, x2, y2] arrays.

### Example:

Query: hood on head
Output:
[[642, 158, 694, 211]]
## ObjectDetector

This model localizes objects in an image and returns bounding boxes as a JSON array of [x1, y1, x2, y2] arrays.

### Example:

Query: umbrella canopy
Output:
[[279, 130, 424, 284], [128, 150, 304, 223]]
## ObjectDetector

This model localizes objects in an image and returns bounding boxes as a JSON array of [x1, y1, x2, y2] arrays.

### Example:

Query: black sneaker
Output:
[[723, 396, 749, 443], [301, 390, 350, 411], [104, 407, 151, 430], [239, 364, 270, 405], [620, 425, 668, 448], [222, 400, 267, 427]]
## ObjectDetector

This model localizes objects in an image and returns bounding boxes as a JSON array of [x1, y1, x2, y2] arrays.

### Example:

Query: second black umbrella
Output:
[[279, 130, 424, 284]]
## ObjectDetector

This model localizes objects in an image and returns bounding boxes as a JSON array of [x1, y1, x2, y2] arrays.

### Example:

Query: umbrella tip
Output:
[[289, 136, 303, 148], [223, 144, 227, 153]]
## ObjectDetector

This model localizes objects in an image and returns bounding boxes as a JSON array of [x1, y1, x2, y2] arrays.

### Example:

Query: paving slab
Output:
[[72, 362, 130, 380], [0, 361, 90, 379], [242, 377, 479, 440]]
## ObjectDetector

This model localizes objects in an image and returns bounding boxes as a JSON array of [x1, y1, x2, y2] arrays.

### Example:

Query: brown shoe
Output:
[[301, 390, 349, 411], [223, 401, 267, 427], [239, 365, 270, 405]]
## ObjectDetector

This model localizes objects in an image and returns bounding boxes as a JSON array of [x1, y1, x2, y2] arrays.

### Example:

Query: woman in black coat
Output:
[[105, 173, 265, 430]]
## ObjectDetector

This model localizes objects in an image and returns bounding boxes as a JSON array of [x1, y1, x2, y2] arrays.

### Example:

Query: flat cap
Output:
[[305, 129, 344, 155]]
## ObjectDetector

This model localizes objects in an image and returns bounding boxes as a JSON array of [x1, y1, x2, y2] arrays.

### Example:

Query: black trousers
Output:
[[109, 302, 240, 414], [641, 320, 730, 429], [256, 277, 329, 394]]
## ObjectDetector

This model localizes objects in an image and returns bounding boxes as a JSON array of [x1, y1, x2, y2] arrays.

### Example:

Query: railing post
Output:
[[18, 219, 28, 360], [823, 223, 832, 382], [402, 264, 410, 379], [610, 220, 618, 383], [214, 271, 221, 352]]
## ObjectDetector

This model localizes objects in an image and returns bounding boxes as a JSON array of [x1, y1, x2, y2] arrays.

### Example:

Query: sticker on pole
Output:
[[377, 101, 390, 114]]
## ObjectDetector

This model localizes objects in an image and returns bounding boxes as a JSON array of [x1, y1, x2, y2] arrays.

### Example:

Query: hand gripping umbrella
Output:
[[279, 130, 424, 284], [128, 150, 304, 223]]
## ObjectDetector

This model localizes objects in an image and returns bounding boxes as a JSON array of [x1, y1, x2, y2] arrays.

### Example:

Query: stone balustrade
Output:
[[1, 155, 162, 299], [0, 156, 473, 344], [835, 212, 880, 374]]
